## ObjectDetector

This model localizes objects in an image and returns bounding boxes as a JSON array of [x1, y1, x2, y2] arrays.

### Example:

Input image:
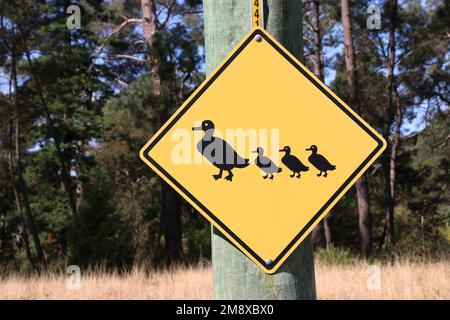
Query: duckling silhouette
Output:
[[306, 145, 336, 177], [192, 120, 249, 181], [279, 146, 309, 178], [252, 147, 282, 180]]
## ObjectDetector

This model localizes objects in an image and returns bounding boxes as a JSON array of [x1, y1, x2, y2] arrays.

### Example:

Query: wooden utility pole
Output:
[[203, 0, 316, 300]]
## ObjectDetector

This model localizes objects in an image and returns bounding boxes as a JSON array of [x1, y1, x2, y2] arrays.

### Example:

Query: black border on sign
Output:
[[142, 29, 384, 271]]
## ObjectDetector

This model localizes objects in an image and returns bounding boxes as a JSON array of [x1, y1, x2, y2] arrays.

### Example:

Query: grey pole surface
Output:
[[203, 0, 317, 300]]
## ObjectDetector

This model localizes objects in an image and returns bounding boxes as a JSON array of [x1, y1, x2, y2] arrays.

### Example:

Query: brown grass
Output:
[[314, 261, 449, 299], [0, 261, 448, 300]]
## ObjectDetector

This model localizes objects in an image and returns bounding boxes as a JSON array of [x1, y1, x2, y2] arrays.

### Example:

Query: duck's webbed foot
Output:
[[323, 171, 328, 178], [317, 171, 322, 177], [263, 174, 268, 179], [225, 170, 234, 181], [269, 175, 274, 180], [290, 172, 295, 178], [213, 169, 223, 180], [296, 172, 301, 178]]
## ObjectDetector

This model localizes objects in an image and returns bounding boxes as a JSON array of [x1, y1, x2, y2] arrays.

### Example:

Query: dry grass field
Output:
[[0, 261, 448, 300]]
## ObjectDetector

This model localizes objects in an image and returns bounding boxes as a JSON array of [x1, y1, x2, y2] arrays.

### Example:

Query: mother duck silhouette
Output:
[[306, 145, 336, 177], [192, 120, 249, 181]]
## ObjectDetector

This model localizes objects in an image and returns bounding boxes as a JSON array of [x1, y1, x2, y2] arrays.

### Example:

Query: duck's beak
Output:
[[306, 147, 312, 151], [279, 149, 285, 152], [252, 150, 258, 153], [192, 126, 202, 131]]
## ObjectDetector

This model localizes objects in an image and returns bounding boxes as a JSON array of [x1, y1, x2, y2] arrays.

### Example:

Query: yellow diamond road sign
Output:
[[140, 28, 386, 274]]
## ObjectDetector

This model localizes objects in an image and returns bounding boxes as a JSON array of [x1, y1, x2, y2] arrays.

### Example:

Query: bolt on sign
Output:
[[140, 27, 386, 273]]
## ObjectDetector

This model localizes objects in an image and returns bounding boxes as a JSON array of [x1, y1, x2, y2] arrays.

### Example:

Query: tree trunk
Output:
[[161, 185, 183, 264], [141, 0, 160, 80], [204, 0, 316, 299], [311, 0, 324, 82], [341, 0, 372, 256], [390, 86, 402, 201], [357, 175, 372, 255], [141, 0, 184, 265], [11, 46, 46, 268], [312, 221, 325, 248], [310, 0, 332, 249], [7, 122, 35, 270], [383, 0, 398, 247], [312, 215, 332, 249], [22, 48, 78, 218], [341, 0, 358, 108], [323, 215, 332, 247]]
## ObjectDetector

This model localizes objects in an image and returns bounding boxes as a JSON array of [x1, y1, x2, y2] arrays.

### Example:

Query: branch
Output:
[[395, 49, 414, 66], [113, 54, 146, 63], [375, 32, 388, 63], [87, 17, 143, 73], [439, 134, 449, 148], [114, 77, 129, 88], [157, 0, 176, 30]]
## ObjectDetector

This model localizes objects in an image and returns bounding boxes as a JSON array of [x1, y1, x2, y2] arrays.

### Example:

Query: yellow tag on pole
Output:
[[140, 27, 386, 273], [251, 0, 264, 28]]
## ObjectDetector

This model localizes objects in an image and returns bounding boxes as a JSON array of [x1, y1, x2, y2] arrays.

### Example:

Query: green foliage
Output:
[[0, 161, 17, 264], [315, 245, 355, 265], [97, 76, 162, 264], [395, 112, 450, 259], [184, 208, 211, 262], [68, 168, 133, 268]]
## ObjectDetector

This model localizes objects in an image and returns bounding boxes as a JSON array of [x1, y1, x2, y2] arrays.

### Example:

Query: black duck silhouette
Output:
[[252, 147, 282, 180], [192, 120, 249, 181], [306, 145, 336, 177], [279, 146, 309, 178]]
